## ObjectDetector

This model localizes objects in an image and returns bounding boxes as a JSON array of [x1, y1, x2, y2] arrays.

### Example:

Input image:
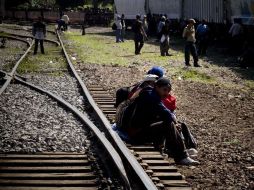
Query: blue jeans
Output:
[[116, 29, 122, 42], [185, 42, 198, 65]]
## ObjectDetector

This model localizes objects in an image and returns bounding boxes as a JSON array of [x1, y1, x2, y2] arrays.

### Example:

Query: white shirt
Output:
[[116, 19, 122, 30], [62, 15, 70, 24]]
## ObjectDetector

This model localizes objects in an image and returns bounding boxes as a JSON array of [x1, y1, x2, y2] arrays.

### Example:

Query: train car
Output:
[[114, 0, 182, 19], [230, 0, 254, 25], [183, 0, 225, 23], [114, 0, 146, 19], [148, 0, 181, 19]]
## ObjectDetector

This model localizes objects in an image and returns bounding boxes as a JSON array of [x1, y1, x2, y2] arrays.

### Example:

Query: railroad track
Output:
[[0, 25, 192, 189], [0, 26, 60, 46], [0, 26, 131, 189], [86, 84, 191, 190]]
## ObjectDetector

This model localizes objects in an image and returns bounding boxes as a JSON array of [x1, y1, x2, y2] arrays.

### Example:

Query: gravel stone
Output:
[[0, 84, 87, 153]]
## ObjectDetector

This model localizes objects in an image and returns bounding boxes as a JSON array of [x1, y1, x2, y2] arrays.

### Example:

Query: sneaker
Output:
[[187, 148, 198, 157], [177, 157, 200, 165]]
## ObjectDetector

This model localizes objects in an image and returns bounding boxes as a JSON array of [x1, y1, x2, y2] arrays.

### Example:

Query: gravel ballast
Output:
[[0, 84, 87, 153]]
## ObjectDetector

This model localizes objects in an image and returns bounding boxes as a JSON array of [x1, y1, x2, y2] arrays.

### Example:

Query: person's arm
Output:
[[155, 101, 174, 124], [229, 25, 233, 34], [182, 28, 187, 38], [141, 25, 148, 39]]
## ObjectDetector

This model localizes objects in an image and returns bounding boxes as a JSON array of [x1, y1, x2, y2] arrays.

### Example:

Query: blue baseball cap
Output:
[[147, 66, 164, 78]]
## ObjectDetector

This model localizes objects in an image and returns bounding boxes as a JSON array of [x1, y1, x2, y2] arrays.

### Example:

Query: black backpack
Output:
[[115, 87, 130, 108], [116, 99, 138, 130]]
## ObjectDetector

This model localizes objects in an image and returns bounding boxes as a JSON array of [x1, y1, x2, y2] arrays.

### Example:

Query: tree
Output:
[[30, 0, 56, 9]]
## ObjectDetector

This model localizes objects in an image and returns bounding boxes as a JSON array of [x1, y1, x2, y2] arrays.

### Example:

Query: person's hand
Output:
[[176, 123, 182, 132]]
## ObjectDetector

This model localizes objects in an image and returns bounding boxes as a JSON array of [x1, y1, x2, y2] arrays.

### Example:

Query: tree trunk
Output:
[[0, 0, 5, 19]]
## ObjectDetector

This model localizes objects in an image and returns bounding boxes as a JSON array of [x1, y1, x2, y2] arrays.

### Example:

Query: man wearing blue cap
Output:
[[147, 66, 164, 78]]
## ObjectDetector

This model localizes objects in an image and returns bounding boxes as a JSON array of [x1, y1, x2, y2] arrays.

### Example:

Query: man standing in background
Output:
[[229, 18, 244, 55], [133, 14, 147, 55], [196, 19, 210, 56], [183, 19, 200, 67], [32, 17, 46, 55], [115, 15, 122, 43]]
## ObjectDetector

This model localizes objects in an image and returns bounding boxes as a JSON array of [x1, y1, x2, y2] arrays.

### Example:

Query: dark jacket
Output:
[[32, 21, 46, 40], [126, 86, 173, 130]]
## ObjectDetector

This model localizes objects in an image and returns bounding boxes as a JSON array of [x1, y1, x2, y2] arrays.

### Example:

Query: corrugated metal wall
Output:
[[148, 0, 181, 18], [114, 0, 146, 19], [184, 0, 224, 23]]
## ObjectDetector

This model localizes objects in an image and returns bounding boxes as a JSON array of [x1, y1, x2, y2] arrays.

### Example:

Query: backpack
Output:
[[115, 87, 130, 108], [116, 99, 138, 130], [112, 23, 117, 30]]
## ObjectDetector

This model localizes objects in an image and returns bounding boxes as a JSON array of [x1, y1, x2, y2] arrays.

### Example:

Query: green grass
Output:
[[17, 45, 67, 73], [64, 30, 254, 89], [169, 67, 215, 83], [245, 80, 254, 91], [65, 31, 183, 66]]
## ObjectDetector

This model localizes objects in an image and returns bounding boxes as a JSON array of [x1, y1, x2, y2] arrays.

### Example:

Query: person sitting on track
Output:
[[115, 78, 199, 165], [32, 17, 46, 55]]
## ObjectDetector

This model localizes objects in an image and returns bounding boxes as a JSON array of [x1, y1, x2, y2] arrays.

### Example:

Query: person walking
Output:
[[133, 14, 147, 55], [115, 15, 122, 43], [121, 14, 126, 42], [160, 19, 171, 56], [32, 17, 46, 55], [196, 19, 210, 56], [182, 19, 201, 67]]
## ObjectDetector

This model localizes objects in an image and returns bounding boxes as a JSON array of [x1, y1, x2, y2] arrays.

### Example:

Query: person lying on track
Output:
[[114, 78, 199, 165]]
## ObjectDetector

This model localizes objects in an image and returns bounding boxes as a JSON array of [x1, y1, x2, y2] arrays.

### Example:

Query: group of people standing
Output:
[[114, 14, 211, 67]]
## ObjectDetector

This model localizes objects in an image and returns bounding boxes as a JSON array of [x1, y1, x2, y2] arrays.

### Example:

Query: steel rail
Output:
[[0, 35, 30, 46], [14, 76, 131, 190], [57, 31, 158, 190], [0, 30, 59, 46], [0, 40, 34, 95]]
